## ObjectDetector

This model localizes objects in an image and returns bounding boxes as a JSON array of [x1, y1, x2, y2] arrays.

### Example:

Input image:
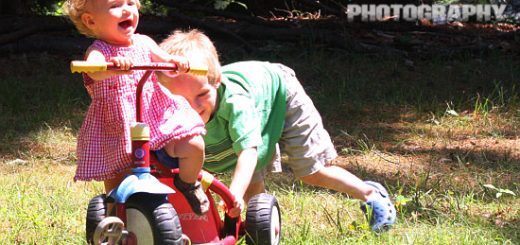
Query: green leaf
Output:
[[234, 1, 248, 9], [498, 189, 516, 196], [446, 109, 459, 116], [214, 0, 231, 10], [395, 195, 411, 204], [213, 0, 248, 10]]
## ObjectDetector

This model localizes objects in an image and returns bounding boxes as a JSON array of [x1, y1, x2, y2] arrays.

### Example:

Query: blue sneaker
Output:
[[360, 181, 396, 232]]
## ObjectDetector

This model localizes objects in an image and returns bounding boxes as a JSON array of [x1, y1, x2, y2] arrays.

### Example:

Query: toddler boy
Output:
[[158, 29, 396, 231]]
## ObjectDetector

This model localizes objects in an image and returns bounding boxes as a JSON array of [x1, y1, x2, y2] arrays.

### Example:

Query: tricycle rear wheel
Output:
[[86, 194, 107, 244]]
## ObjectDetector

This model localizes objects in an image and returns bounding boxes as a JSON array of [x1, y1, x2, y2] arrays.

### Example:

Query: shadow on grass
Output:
[[330, 117, 519, 192], [2, 48, 520, 179], [0, 53, 87, 159]]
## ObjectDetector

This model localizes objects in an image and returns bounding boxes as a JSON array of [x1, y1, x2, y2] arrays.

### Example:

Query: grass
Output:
[[0, 43, 519, 244], [0, 161, 100, 244]]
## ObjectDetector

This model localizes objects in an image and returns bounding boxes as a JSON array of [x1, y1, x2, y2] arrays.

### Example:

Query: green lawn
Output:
[[0, 45, 518, 244]]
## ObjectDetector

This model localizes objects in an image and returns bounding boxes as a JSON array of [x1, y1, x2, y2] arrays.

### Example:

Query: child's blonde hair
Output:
[[160, 29, 222, 85], [63, 0, 141, 38]]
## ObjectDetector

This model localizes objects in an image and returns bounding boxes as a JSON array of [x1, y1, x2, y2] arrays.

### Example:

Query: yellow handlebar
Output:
[[70, 61, 208, 76], [186, 66, 209, 76], [70, 61, 109, 73]]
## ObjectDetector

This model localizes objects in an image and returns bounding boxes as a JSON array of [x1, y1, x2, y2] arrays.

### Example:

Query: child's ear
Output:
[[213, 76, 222, 88], [81, 13, 96, 30]]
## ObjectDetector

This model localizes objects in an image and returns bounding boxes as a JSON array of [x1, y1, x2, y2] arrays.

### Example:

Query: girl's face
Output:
[[82, 0, 140, 46]]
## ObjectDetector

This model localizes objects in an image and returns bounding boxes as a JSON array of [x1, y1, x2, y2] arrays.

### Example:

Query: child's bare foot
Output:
[[174, 177, 209, 215]]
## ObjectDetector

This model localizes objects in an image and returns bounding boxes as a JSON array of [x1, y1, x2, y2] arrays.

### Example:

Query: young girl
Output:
[[65, 0, 209, 215]]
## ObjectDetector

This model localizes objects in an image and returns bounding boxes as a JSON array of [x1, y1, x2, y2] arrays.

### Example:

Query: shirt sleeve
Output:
[[226, 92, 263, 154]]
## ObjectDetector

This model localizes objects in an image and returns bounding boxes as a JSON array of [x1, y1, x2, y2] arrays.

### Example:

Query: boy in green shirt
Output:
[[157, 29, 396, 231]]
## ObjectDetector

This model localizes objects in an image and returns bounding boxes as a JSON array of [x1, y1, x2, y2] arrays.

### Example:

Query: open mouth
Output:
[[118, 20, 133, 30]]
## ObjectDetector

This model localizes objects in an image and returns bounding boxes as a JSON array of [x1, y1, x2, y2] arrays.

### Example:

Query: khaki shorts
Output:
[[251, 64, 337, 183]]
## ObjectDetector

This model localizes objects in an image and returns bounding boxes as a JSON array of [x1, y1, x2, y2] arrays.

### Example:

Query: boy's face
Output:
[[161, 74, 219, 123]]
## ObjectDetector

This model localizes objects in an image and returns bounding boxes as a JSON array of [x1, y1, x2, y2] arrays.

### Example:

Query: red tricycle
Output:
[[71, 61, 282, 245]]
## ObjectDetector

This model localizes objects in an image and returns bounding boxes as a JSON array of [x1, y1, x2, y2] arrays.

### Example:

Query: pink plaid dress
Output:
[[75, 34, 205, 181]]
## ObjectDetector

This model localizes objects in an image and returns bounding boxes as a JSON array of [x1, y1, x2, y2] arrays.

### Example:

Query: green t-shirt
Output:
[[203, 61, 287, 173]]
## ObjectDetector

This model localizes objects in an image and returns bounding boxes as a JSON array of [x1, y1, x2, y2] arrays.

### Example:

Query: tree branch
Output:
[[294, 0, 347, 16], [0, 16, 72, 46]]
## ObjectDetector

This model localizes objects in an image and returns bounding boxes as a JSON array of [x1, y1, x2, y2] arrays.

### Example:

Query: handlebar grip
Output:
[[187, 65, 208, 76], [70, 61, 109, 73]]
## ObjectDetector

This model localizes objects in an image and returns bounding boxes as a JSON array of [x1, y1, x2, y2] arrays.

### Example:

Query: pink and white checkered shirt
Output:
[[75, 34, 205, 181]]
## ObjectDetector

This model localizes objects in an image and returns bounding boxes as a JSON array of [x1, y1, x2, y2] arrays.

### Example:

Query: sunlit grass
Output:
[[0, 160, 102, 244], [0, 48, 519, 244], [268, 173, 518, 244]]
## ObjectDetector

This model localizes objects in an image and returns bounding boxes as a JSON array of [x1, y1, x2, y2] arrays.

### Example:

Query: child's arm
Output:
[[148, 40, 189, 73], [227, 147, 258, 217], [84, 49, 133, 81]]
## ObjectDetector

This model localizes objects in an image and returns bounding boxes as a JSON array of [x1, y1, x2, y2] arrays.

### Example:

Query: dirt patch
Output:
[[330, 118, 520, 193]]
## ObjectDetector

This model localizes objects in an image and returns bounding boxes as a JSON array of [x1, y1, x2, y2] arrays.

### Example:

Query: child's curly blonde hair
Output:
[[63, 0, 141, 38], [159, 29, 222, 85]]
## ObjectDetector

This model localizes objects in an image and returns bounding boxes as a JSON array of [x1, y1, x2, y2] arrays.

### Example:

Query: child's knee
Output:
[[185, 134, 205, 153], [164, 135, 205, 158], [174, 134, 205, 158], [299, 171, 324, 185]]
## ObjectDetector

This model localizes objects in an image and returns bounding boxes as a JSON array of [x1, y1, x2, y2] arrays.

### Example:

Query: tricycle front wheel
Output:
[[245, 193, 281, 245], [125, 193, 184, 245]]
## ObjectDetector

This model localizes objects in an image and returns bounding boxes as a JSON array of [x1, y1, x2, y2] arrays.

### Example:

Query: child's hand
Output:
[[170, 55, 190, 74], [219, 198, 244, 218], [110, 57, 133, 73], [228, 198, 245, 218]]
